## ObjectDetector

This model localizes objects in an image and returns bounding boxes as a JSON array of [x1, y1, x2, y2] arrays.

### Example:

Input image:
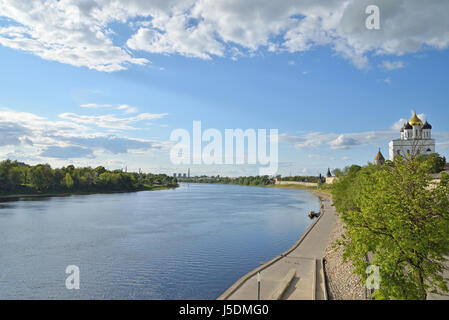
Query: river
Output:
[[0, 183, 319, 299]]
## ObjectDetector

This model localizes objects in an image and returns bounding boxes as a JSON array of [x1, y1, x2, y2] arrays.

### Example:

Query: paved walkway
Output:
[[427, 260, 449, 300], [218, 191, 337, 300]]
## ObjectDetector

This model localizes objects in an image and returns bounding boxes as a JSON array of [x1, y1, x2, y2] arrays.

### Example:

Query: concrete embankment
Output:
[[218, 190, 336, 300]]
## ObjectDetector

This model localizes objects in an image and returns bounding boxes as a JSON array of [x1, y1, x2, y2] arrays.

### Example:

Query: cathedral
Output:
[[388, 112, 435, 160]]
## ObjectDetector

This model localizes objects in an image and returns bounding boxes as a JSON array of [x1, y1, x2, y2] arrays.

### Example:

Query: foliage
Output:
[[0, 159, 177, 195], [180, 175, 273, 186], [62, 172, 74, 189], [280, 176, 321, 183], [416, 153, 446, 174], [332, 156, 449, 300]]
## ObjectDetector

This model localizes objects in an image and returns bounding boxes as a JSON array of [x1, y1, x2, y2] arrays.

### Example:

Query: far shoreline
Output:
[[0, 184, 179, 201], [179, 180, 332, 195]]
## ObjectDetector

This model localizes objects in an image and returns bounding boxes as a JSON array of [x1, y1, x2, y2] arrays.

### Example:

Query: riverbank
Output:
[[219, 189, 335, 300], [182, 180, 333, 195], [0, 184, 179, 200], [323, 214, 369, 300]]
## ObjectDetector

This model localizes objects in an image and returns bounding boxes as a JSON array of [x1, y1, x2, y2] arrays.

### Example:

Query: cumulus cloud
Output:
[[80, 103, 112, 108], [0, 0, 149, 72], [127, 17, 224, 59], [0, 110, 170, 164], [56, 135, 161, 154], [280, 111, 448, 152], [391, 112, 427, 131], [383, 77, 392, 85], [380, 60, 405, 71], [282, 130, 395, 151], [1, 0, 449, 71], [0, 121, 32, 146], [117, 104, 138, 114], [40, 146, 94, 159], [328, 135, 359, 150], [278, 133, 304, 144], [58, 112, 168, 130], [283, 131, 398, 150]]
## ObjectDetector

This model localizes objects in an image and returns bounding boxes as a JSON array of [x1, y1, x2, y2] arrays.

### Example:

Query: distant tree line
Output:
[[280, 176, 321, 183], [331, 153, 449, 299], [179, 175, 273, 186], [0, 160, 178, 195]]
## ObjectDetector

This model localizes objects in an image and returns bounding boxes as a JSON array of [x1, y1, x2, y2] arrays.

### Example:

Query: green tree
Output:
[[335, 157, 449, 300], [417, 153, 446, 174], [30, 164, 53, 191], [7, 166, 23, 189], [94, 166, 106, 175], [62, 173, 74, 189]]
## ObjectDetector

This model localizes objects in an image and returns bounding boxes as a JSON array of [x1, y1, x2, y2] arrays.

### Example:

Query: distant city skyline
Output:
[[1, 1, 449, 177]]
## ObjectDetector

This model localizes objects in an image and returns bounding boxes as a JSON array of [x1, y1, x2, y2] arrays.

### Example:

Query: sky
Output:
[[0, 0, 449, 177]]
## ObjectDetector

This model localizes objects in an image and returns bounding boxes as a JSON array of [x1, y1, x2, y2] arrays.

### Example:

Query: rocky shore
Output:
[[323, 212, 369, 300]]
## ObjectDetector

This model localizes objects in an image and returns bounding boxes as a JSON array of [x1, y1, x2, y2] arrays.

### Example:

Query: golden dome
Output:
[[409, 112, 423, 126]]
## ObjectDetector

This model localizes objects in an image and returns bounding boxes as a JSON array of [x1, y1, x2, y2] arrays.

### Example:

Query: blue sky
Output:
[[1, 0, 449, 176]]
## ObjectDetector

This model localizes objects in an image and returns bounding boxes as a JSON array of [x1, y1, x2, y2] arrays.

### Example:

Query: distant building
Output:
[[183, 173, 187, 178], [389, 112, 435, 160], [188, 168, 190, 178], [326, 177, 337, 184], [374, 149, 386, 166], [325, 168, 337, 184], [173, 173, 177, 178]]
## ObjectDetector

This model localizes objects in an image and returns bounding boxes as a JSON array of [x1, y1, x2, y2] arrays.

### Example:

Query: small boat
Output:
[[308, 210, 320, 219]]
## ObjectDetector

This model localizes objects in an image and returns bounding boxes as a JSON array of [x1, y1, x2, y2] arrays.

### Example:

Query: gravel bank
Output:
[[323, 213, 369, 300]]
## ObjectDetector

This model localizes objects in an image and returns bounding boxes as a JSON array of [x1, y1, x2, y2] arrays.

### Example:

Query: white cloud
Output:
[[0, 110, 170, 163], [281, 112, 444, 152], [380, 60, 405, 71], [308, 154, 336, 161], [391, 112, 427, 131], [383, 77, 392, 85], [0, 121, 32, 146], [278, 133, 304, 144], [117, 104, 138, 114], [0, 0, 149, 72], [127, 17, 224, 59], [58, 112, 168, 130], [1, 1, 449, 71], [283, 130, 394, 151], [80, 103, 112, 108], [328, 135, 359, 150], [40, 146, 94, 159]]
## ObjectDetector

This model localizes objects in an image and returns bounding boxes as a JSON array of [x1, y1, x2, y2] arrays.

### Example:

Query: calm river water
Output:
[[0, 183, 318, 299]]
